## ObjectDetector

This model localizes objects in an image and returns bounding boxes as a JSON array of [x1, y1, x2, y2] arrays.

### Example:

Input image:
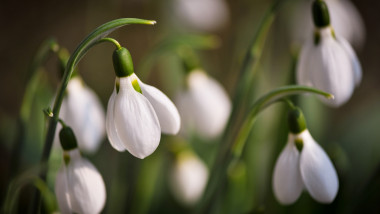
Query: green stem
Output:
[[32, 18, 156, 213], [196, 0, 289, 211], [220, 0, 288, 170], [196, 85, 332, 213], [280, 98, 296, 110], [57, 119, 67, 128], [96, 37, 122, 49]]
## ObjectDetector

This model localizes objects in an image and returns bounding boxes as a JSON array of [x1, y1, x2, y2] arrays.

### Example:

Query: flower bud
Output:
[[59, 126, 78, 151], [112, 47, 134, 77], [312, 0, 330, 28], [288, 107, 307, 134]]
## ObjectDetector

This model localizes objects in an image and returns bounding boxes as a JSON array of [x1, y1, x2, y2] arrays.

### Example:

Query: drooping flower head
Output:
[[175, 69, 231, 139], [106, 47, 180, 159], [291, 0, 365, 49], [296, 0, 362, 107], [56, 75, 106, 154], [169, 150, 209, 206], [55, 126, 106, 214], [272, 107, 339, 204]]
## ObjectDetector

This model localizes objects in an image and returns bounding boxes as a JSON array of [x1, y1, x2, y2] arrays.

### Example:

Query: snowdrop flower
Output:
[[296, 0, 362, 107], [56, 75, 106, 154], [55, 126, 106, 214], [169, 151, 209, 205], [107, 47, 180, 159], [175, 69, 231, 139], [173, 0, 230, 31], [291, 0, 365, 49], [273, 107, 338, 204]]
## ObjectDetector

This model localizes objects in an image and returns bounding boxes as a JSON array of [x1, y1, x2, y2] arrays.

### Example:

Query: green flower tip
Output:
[[112, 47, 135, 77], [312, 0, 330, 28], [327, 94, 335, 100], [294, 138, 304, 152], [288, 107, 307, 134], [150, 20, 157, 25], [59, 126, 78, 151]]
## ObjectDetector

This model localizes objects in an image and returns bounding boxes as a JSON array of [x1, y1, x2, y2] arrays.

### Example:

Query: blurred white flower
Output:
[[175, 70, 231, 139], [106, 74, 180, 159], [169, 152, 209, 205], [55, 76, 106, 154], [55, 149, 106, 214], [291, 0, 365, 49], [297, 27, 362, 107], [173, 0, 230, 31], [273, 130, 339, 204]]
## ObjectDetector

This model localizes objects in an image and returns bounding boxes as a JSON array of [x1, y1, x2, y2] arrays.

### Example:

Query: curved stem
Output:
[[231, 86, 332, 159], [57, 119, 67, 128], [280, 98, 296, 110], [32, 18, 156, 213], [96, 37, 122, 49]]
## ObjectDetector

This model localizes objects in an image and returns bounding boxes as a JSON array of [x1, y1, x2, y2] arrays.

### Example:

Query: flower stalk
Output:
[[31, 18, 156, 213]]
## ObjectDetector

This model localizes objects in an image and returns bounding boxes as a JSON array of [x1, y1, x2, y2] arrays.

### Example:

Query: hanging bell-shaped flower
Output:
[[272, 107, 339, 204], [175, 69, 231, 139], [296, 0, 362, 107], [55, 126, 106, 214], [106, 47, 180, 159], [169, 151, 209, 205], [56, 75, 106, 154]]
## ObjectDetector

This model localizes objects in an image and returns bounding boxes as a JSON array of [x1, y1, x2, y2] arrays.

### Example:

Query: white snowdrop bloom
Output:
[[273, 107, 338, 205], [169, 152, 209, 206], [291, 0, 365, 49], [56, 76, 106, 154], [173, 0, 230, 31], [175, 70, 231, 139], [107, 47, 180, 159], [55, 149, 106, 214], [296, 0, 362, 107], [273, 130, 339, 204]]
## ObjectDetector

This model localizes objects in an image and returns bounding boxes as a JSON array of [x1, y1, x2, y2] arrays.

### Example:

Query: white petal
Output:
[[136, 75, 181, 135], [299, 130, 339, 204], [59, 77, 106, 153], [175, 91, 195, 137], [336, 37, 362, 86], [106, 88, 126, 152], [178, 70, 231, 139], [114, 77, 161, 159], [297, 28, 356, 107], [66, 150, 106, 214], [169, 153, 209, 205], [327, 0, 366, 49], [55, 166, 73, 214], [297, 40, 314, 87], [272, 134, 303, 205]]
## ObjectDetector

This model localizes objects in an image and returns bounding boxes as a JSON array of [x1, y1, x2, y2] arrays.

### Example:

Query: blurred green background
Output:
[[1, 0, 380, 213]]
